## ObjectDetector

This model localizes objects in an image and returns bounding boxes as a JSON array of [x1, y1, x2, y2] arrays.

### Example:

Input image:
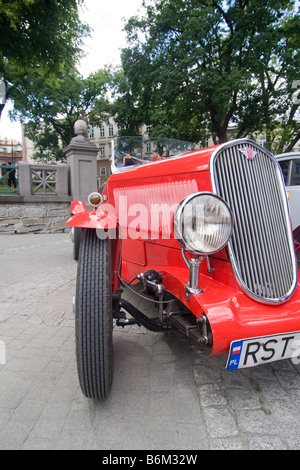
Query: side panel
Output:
[[109, 171, 212, 268], [122, 239, 146, 266], [112, 177, 200, 241]]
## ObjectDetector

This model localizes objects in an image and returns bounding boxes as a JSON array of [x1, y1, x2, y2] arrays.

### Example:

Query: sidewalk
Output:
[[1, 233, 300, 450]]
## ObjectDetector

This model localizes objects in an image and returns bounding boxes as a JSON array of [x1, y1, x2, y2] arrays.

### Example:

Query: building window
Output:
[[99, 146, 105, 157], [146, 142, 152, 153], [100, 125, 105, 138], [100, 167, 106, 176], [146, 125, 152, 133], [88, 126, 94, 139], [109, 124, 114, 137]]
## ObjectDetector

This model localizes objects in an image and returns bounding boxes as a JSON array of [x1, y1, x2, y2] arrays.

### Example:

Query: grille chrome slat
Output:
[[246, 153, 279, 297], [235, 148, 266, 290], [258, 155, 291, 295], [211, 139, 298, 304], [229, 149, 259, 290]]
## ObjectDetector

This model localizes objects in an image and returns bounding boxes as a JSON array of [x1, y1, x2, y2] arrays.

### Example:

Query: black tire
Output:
[[75, 228, 114, 399], [73, 227, 82, 261]]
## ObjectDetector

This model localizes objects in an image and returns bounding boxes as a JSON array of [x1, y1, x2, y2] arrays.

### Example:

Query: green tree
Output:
[[13, 68, 112, 161], [109, 67, 143, 136], [122, 0, 300, 151], [0, 0, 90, 117]]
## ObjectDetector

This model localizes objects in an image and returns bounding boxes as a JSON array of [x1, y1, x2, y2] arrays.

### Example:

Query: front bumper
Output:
[[152, 265, 300, 356]]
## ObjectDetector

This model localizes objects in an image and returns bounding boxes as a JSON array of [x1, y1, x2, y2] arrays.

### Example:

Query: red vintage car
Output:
[[67, 137, 300, 399]]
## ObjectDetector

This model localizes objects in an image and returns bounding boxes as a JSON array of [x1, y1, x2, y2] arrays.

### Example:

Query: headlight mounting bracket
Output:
[[181, 248, 204, 299]]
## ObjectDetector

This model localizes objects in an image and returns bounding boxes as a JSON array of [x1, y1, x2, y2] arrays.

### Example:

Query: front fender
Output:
[[71, 200, 86, 215], [66, 205, 117, 230], [67, 202, 121, 292], [142, 265, 300, 356]]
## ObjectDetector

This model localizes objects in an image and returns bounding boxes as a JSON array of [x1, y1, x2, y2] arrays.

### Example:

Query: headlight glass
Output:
[[174, 192, 233, 255]]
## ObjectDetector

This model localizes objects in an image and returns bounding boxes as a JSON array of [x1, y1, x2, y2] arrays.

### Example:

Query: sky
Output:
[[0, 0, 143, 142], [78, 0, 143, 77]]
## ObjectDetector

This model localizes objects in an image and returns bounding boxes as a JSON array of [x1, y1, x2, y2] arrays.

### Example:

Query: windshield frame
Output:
[[110, 136, 199, 174]]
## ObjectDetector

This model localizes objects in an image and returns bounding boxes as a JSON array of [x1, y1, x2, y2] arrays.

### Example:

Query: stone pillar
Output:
[[55, 164, 69, 197], [64, 118, 99, 202], [18, 162, 32, 196]]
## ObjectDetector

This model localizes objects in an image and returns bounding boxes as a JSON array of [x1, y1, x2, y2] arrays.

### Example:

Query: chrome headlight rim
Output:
[[87, 191, 103, 208], [174, 191, 233, 255]]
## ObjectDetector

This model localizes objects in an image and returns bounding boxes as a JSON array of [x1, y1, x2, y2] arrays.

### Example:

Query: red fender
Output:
[[67, 200, 121, 292], [66, 201, 118, 230], [71, 200, 86, 215]]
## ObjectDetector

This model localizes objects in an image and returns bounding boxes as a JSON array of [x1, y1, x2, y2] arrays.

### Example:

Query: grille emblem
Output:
[[238, 147, 257, 160]]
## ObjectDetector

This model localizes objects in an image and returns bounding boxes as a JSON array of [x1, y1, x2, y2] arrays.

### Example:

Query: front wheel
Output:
[[75, 229, 114, 399], [73, 227, 82, 261]]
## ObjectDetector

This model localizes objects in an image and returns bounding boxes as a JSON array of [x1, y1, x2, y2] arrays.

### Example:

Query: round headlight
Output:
[[88, 192, 103, 207], [174, 192, 233, 255]]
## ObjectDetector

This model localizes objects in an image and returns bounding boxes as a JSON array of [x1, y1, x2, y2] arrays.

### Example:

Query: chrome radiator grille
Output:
[[211, 139, 297, 304]]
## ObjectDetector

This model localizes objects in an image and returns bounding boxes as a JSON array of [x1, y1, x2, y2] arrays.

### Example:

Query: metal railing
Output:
[[0, 165, 18, 194]]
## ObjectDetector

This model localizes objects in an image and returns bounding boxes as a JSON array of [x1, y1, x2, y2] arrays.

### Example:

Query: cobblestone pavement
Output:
[[1, 233, 300, 450]]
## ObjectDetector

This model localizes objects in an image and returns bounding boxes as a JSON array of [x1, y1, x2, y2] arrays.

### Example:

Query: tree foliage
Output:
[[109, 68, 144, 136], [0, 0, 90, 117], [13, 68, 112, 161], [121, 0, 300, 152]]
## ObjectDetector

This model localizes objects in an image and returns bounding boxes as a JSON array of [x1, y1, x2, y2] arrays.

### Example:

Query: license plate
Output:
[[226, 331, 300, 371]]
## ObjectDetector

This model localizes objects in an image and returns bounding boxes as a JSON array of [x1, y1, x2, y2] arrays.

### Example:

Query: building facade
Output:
[[87, 116, 118, 182], [0, 138, 23, 167]]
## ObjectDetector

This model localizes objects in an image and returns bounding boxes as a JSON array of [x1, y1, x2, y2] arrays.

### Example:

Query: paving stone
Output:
[[203, 407, 239, 439], [1, 233, 300, 450]]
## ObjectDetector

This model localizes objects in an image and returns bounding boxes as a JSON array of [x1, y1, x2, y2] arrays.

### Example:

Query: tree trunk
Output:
[[0, 103, 5, 119], [208, 103, 228, 144]]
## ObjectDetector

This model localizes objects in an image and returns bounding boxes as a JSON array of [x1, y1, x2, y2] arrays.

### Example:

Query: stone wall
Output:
[[0, 126, 97, 235], [0, 196, 71, 234]]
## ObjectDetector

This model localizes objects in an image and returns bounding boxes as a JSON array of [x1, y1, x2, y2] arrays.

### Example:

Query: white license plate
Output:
[[226, 331, 300, 370]]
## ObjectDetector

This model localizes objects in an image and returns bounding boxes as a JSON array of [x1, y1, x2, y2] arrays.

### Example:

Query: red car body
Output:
[[67, 138, 300, 397]]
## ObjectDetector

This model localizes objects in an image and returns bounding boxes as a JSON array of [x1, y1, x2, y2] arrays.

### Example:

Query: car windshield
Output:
[[111, 136, 199, 173]]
